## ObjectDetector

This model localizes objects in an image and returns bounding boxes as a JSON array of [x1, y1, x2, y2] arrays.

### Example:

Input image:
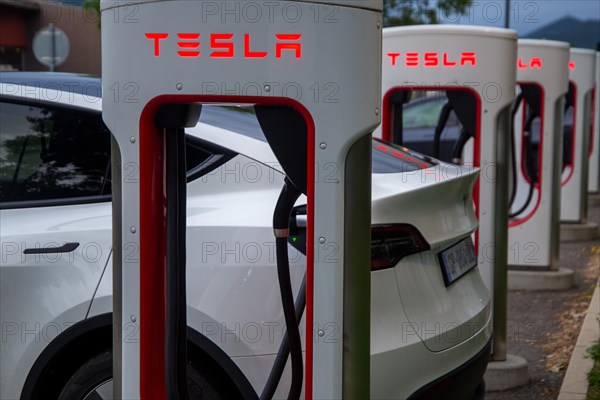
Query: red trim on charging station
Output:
[[382, 86, 482, 250], [509, 82, 544, 227], [139, 95, 315, 400], [562, 81, 577, 186], [139, 100, 167, 398]]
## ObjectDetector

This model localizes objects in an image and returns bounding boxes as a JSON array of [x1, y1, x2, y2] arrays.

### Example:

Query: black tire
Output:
[[58, 350, 112, 400], [58, 350, 233, 400]]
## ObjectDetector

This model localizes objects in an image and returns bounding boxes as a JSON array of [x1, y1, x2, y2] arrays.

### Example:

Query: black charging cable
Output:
[[433, 101, 454, 159], [260, 205, 308, 399], [263, 177, 303, 400], [260, 275, 306, 400], [508, 93, 525, 210], [165, 127, 189, 400], [450, 128, 474, 165], [510, 112, 537, 218]]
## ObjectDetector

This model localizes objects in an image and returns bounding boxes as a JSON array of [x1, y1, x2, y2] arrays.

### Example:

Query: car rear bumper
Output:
[[408, 338, 491, 400]]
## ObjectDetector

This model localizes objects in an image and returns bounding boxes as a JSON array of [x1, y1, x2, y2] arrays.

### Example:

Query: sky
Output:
[[434, 0, 600, 35]]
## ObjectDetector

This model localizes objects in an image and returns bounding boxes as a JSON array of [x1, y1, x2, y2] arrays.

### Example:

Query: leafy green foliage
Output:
[[587, 340, 600, 400], [383, 0, 472, 27], [83, 0, 100, 29]]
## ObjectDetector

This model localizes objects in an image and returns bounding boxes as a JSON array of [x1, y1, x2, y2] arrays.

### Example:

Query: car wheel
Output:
[[58, 350, 232, 400]]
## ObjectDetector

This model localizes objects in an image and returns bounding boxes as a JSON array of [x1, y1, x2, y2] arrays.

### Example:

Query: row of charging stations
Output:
[[508, 40, 570, 270], [101, 0, 598, 396], [375, 26, 598, 370]]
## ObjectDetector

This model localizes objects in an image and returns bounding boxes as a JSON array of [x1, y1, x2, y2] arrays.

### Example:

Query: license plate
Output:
[[438, 237, 477, 286]]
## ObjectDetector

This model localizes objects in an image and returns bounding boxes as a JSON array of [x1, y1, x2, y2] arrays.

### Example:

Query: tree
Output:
[[83, 0, 100, 29], [383, 0, 472, 27]]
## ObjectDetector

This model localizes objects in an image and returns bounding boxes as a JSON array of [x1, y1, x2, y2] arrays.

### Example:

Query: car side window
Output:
[[0, 101, 112, 203], [0, 100, 237, 208]]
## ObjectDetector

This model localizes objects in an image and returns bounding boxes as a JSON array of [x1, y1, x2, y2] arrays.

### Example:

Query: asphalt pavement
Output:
[[486, 196, 600, 400]]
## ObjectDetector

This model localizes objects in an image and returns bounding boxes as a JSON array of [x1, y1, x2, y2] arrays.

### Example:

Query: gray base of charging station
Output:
[[484, 354, 529, 392], [560, 222, 600, 242], [507, 267, 575, 291]]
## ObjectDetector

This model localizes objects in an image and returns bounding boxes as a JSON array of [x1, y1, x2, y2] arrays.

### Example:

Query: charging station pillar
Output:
[[506, 39, 575, 291], [377, 25, 529, 391], [101, 1, 382, 398], [560, 48, 597, 239], [589, 52, 600, 195], [378, 23, 516, 338]]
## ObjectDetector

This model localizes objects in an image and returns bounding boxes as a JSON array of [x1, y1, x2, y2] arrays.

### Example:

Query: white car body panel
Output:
[[0, 203, 112, 399]]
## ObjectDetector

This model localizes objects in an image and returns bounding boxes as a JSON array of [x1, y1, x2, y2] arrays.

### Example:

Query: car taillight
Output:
[[371, 224, 430, 271]]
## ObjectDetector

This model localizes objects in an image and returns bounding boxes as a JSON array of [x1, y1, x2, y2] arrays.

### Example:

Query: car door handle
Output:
[[23, 242, 80, 254]]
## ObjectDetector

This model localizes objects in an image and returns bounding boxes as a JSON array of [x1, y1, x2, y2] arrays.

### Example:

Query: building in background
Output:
[[0, 0, 100, 74]]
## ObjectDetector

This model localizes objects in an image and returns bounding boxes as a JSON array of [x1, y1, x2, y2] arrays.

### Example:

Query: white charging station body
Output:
[[561, 48, 597, 223], [508, 39, 570, 269], [377, 25, 517, 296], [588, 52, 600, 194], [101, 1, 382, 398]]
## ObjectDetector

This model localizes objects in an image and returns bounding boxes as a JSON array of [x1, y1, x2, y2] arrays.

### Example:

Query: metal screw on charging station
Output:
[[320, 142, 327, 150], [130, 226, 136, 234], [264, 85, 271, 92], [318, 330, 325, 337], [176, 83, 183, 91], [375, 108, 380, 116], [130, 315, 137, 322], [130, 136, 136, 143], [377, 21, 381, 29], [318, 237, 326, 244]]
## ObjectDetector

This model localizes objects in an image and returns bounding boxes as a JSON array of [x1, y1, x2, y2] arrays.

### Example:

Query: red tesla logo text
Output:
[[569, 61, 576, 71], [145, 33, 302, 59], [517, 57, 542, 69], [387, 52, 476, 68]]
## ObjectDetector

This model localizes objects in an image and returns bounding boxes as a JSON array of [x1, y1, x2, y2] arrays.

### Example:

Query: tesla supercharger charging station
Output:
[[101, 1, 382, 399], [560, 48, 597, 230], [589, 52, 600, 194], [377, 26, 517, 366], [507, 40, 570, 277]]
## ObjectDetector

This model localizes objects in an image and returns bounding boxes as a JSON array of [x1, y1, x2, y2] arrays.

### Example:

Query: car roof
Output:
[[0, 72, 102, 98], [0, 74, 444, 177]]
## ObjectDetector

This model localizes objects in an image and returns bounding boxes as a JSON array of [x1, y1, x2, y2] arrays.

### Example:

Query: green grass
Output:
[[587, 339, 600, 400]]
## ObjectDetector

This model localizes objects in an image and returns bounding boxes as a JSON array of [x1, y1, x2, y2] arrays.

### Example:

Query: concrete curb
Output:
[[507, 268, 575, 291], [557, 279, 600, 400], [561, 223, 600, 242]]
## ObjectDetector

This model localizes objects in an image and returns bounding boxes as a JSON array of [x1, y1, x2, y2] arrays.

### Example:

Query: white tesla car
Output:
[[0, 73, 490, 400]]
